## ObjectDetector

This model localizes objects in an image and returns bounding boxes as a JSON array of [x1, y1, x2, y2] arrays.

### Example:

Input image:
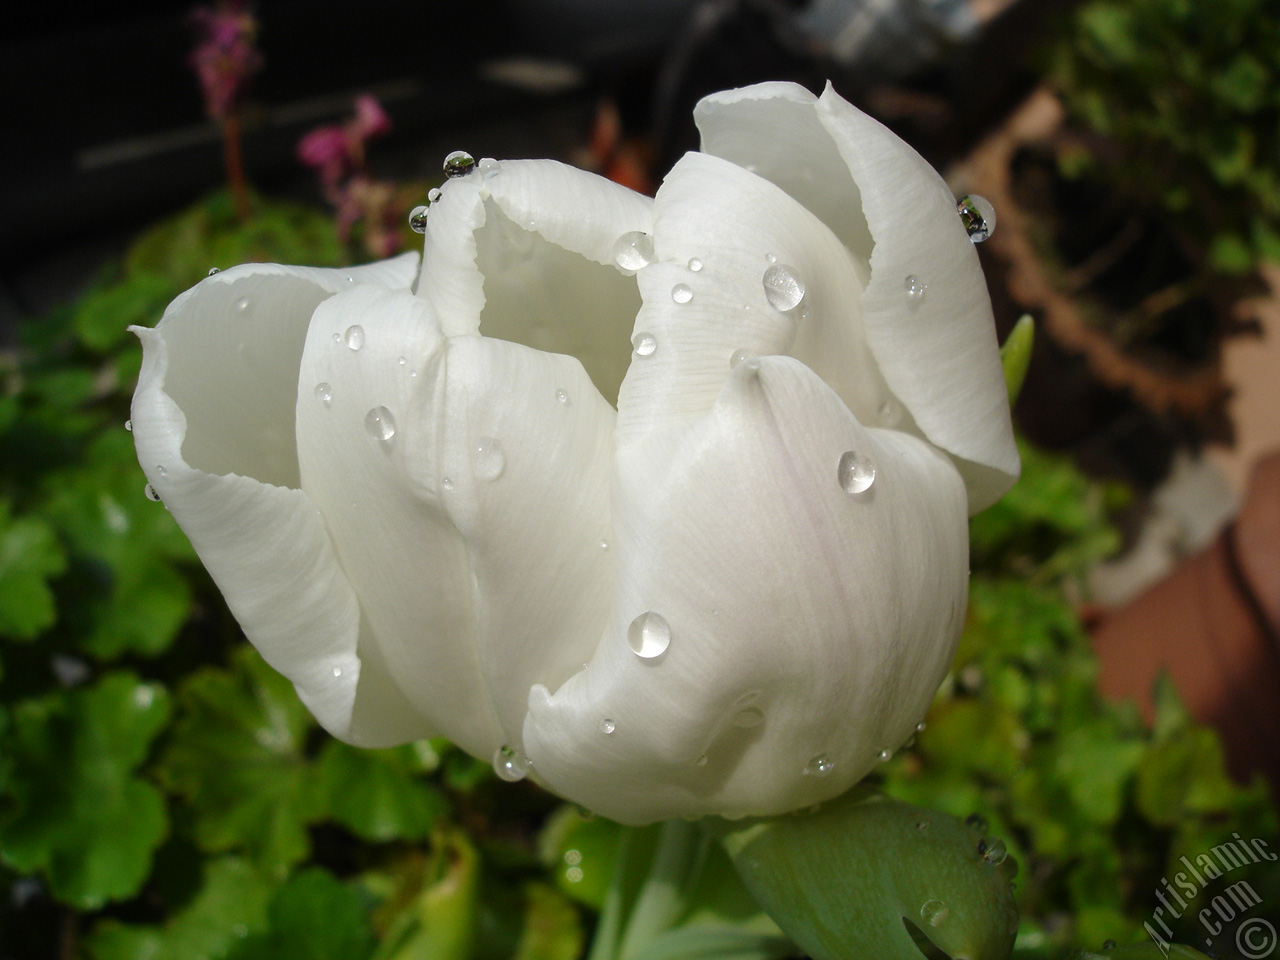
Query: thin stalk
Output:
[[221, 111, 251, 223]]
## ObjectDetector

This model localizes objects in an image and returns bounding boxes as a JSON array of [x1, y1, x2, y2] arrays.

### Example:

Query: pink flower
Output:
[[189, 1, 262, 121]]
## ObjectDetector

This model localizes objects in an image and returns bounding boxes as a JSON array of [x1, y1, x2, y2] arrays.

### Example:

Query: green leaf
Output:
[[1136, 726, 1236, 825], [0, 502, 66, 640], [999, 314, 1034, 408], [0, 672, 170, 908], [74, 271, 177, 352], [1071, 946, 1211, 960], [227, 868, 376, 960], [316, 740, 447, 842], [626, 927, 796, 960], [539, 805, 626, 911], [712, 790, 1019, 960], [158, 645, 319, 875], [513, 883, 585, 960], [1054, 721, 1144, 825], [373, 828, 481, 960], [87, 857, 274, 960]]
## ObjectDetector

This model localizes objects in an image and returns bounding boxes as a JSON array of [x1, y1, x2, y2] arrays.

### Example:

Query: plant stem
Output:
[[221, 111, 251, 223]]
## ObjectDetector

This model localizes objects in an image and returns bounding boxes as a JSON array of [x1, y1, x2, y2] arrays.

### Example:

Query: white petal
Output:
[[414, 160, 650, 358], [615, 151, 888, 447], [295, 285, 618, 758], [130, 254, 431, 746], [431, 336, 617, 749], [524, 356, 969, 824], [294, 284, 501, 758], [813, 84, 1018, 509], [695, 82, 1019, 511]]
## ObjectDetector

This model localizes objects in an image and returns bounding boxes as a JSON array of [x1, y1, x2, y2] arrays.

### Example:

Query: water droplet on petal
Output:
[[428, 187, 442, 203], [627, 611, 671, 659], [978, 837, 1008, 865], [408, 205, 429, 233], [444, 150, 476, 177], [442, 477, 453, 491], [729, 348, 752, 369], [144, 483, 161, 502], [916, 721, 927, 733], [235, 297, 250, 312], [207, 266, 221, 276], [600, 719, 616, 735], [762, 265, 805, 312], [804, 754, 834, 776], [345, 325, 365, 350], [632, 332, 657, 357], [957, 194, 996, 242], [687, 257, 703, 272], [124, 419, 132, 432], [920, 899, 949, 927], [837, 451, 876, 494], [478, 157, 500, 179], [877, 399, 901, 426], [671, 283, 693, 304], [765, 252, 777, 263], [332, 332, 342, 343], [612, 231, 654, 271], [473, 437, 506, 480], [493, 745, 529, 781], [555, 388, 570, 404], [332, 665, 343, 678], [599, 540, 609, 550], [732, 707, 765, 728], [877, 748, 892, 762], [314, 382, 332, 405], [904, 274, 926, 303], [364, 406, 396, 442], [155, 464, 166, 477]]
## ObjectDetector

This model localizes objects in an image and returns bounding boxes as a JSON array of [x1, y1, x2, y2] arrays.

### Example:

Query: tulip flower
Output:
[[130, 81, 1017, 825]]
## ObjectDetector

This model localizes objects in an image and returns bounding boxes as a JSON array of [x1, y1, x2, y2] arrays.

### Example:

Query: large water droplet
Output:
[[627, 611, 671, 659], [428, 187, 442, 203], [144, 483, 161, 502], [978, 837, 1008, 865], [904, 274, 926, 303], [920, 899, 949, 927], [837, 451, 876, 494], [493, 745, 529, 782], [473, 437, 506, 480], [632, 332, 657, 357], [478, 157, 500, 179], [671, 283, 693, 304], [957, 194, 996, 242], [612, 231, 654, 271], [732, 707, 765, 728], [408, 205, 429, 233], [762, 265, 805, 312], [345, 325, 365, 350], [804, 754, 834, 776], [364, 406, 396, 442], [315, 382, 332, 406], [600, 719, 616, 735], [124, 419, 132, 432], [444, 150, 476, 178]]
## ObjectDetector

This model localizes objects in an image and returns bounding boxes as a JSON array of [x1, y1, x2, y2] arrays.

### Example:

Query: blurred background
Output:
[[2, 1, 1278, 958]]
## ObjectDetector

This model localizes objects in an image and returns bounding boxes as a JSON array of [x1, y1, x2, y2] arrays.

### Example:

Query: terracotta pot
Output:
[[1092, 450, 1280, 794]]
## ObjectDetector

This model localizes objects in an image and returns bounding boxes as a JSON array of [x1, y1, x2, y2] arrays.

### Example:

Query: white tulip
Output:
[[130, 82, 1017, 824]]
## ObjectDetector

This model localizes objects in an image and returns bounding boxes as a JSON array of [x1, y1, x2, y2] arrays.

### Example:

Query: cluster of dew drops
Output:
[[909, 812, 1013, 934]]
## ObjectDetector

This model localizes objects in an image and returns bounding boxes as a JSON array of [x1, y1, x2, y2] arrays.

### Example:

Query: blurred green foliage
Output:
[[0, 190, 1271, 960], [1051, 0, 1280, 274]]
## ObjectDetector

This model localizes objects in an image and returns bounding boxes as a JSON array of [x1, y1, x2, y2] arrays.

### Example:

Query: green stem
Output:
[[616, 820, 707, 960]]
